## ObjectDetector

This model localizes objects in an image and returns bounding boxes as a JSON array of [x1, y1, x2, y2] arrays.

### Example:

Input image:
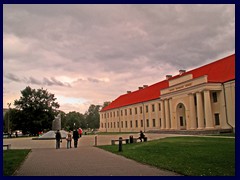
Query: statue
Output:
[[52, 113, 61, 131]]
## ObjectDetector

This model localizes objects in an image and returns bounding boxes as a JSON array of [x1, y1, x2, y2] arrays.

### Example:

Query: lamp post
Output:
[[7, 103, 11, 135]]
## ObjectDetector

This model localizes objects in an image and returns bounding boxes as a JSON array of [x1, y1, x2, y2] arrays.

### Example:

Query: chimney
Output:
[[143, 85, 148, 88], [166, 75, 172, 80], [179, 70, 186, 75], [127, 91, 131, 94], [138, 87, 143, 90]]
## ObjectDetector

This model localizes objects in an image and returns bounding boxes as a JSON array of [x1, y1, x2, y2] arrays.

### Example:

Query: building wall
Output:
[[99, 79, 235, 133]]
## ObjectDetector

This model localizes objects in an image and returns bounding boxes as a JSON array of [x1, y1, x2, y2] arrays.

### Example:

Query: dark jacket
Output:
[[55, 131, 62, 141], [73, 130, 79, 140]]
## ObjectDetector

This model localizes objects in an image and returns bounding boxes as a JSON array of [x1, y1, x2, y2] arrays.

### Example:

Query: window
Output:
[[212, 92, 218, 103], [114, 122, 116, 128], [125, 109, 127, 116], [141, 120, 143, 127], [117, 111, 119, 117], [146, 105, 148, 113], [108, 123, 109, 128], [215, 113, 220, 125], [152, 119, 156, 127], [125, 121, 128, 128], [130, 108, 132, 115], [104, 113, 106, 118], [117, 122, 119, 128], [159, 103, 161, 111], [135, 107, 137, 114], [152, 104, 155, 112], [111, 122, 112, 128], [110, 112, 112, 117], [146, 119, 149, 127], [105, 123, 106, 128], [107, 113, 109, 118], [135, 120, 138, 127], [113, 111, 115, 117], [130, 121, 133, 128], [121, 121, 123, 128], [101, 123, 103, 128], [140, 107, 143, 114], [121, 110, 123, 116]]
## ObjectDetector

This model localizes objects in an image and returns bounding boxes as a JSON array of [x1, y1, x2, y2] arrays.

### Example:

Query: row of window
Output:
[[101, 119, 157, 129], [101, 113, 220, 129], [102, 104, 161, 119], [102, 92, 218, 119]]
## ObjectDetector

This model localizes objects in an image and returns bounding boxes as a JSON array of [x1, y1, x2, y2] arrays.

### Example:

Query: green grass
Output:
[[3, 149, 31, 176], [98, 136, 235, 176]]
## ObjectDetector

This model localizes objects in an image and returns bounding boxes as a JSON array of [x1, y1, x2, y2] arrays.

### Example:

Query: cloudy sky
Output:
[[3, 4, 235, 113]]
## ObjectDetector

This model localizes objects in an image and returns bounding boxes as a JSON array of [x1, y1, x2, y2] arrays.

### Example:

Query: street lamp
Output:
[[7, 103, 11, 135]]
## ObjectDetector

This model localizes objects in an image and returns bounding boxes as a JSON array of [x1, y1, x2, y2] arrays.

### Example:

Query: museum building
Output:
[[99, 54, 235, 133]]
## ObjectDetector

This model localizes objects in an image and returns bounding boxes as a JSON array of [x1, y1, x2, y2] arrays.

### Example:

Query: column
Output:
[[164, 99, 170, 129], [160, 100, 165, 129], [169, 98, 173, 129], [204, 90, 214, 129], [196, 92, 204, 129], [189, 93, 197, 129]]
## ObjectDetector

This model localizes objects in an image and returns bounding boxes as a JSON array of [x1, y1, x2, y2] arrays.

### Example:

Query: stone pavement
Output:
[[4, 133, 185, 176]]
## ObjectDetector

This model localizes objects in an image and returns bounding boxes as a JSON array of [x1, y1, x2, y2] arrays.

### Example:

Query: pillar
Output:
[[164, 99, 170, 129], [204, 90, 214, 129], [196, 92, 204, 129], [189, 93, 197, 129]]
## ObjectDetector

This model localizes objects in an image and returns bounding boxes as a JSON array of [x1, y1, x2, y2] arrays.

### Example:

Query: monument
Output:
[[32, 113, 67, 140]]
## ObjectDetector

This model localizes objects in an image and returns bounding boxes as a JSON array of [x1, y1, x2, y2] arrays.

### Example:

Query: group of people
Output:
[[55, 128, 83, 149]]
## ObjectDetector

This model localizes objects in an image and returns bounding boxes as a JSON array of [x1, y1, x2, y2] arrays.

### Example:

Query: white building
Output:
[[100, 54, 235, 134]]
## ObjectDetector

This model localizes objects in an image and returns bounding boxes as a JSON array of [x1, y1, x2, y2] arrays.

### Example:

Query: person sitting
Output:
[[138, 130, 145, 142]]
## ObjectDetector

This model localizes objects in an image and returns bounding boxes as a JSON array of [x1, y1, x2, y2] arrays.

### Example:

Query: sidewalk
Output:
[[4, 134, 184, 176]]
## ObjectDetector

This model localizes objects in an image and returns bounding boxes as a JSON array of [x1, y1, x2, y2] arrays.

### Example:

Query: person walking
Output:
[[55, 130, 62, 149], [78, 128, 83, 137], [66, 131, 72, 149], [73, 129, 79, 148]]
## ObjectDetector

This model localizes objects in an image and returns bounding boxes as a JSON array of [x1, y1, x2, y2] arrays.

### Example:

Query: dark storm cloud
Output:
[[5, 73, 21, 82], [3, 4, 235, 113]]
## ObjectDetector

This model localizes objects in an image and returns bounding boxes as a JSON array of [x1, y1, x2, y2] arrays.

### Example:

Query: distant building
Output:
[[99, 54, 235, 133]]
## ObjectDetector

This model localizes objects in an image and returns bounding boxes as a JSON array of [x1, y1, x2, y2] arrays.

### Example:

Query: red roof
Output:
[[101, 54, 235, 112]]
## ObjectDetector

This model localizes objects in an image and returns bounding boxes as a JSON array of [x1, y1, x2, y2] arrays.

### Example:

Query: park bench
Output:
[[129, 136, 148, 143], [111, 138, 129, 145], [3, 144, 11, 150]]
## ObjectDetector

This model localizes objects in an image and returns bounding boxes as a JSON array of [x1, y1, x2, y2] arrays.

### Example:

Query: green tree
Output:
[[65, 111, 85, 130], [85, 104, 101, 129], [13, 86, 60, 135]]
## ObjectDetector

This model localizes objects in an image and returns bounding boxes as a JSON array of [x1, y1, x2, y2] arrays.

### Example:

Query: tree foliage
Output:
[[85, 104, 101, 129], [13, 86, 60, 135]]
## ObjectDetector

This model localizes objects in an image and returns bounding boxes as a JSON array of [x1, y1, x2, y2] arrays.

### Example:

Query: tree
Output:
[[85, 104, 101, 129], [13, 86, 60, 135], [65, 111, 85, 131]]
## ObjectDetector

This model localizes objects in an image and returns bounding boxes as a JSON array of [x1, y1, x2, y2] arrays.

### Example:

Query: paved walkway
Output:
[[4, 133, 186, 176]]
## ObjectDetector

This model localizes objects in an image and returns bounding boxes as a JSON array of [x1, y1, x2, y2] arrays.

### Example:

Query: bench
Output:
[[111, 138, 129, 145], [130, 136, 148, 143], [3, 144, 11, 150]]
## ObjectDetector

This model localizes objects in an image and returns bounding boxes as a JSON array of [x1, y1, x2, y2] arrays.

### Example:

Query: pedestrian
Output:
[[55, 130, 62, 149], [78, 128, 83, 137], [66, 131, 72, 149], [15, 131, 18, 138], [138, 130, 145, 142], [73, 129, 79, 148]]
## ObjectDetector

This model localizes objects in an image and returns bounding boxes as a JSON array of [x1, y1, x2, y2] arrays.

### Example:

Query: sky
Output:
[[3, 4, 235, 114]]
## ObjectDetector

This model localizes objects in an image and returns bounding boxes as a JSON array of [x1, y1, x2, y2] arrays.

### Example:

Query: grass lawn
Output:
[[98, 136, 235, 176], [3, 149, 31, 176]]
